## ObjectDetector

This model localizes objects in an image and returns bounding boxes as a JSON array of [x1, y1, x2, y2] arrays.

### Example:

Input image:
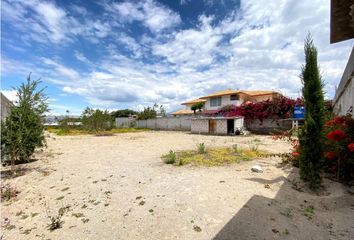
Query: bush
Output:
[[110, 109, 138, 118], [81, 108, 112, 132], [163, 150, 176, 164], [137, 106, 157, 120], [1, 74, 48, 165], [323, 115, 354, 181], [197, 143, 206, 154]]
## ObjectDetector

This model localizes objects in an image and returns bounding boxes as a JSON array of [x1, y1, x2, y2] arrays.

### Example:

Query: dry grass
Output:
[[46, 127, 149, 136], [162, 147, 269, 166]]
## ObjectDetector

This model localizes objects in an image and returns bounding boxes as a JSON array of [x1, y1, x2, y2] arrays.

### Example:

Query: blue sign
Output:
[[293, 105, 305, 119]]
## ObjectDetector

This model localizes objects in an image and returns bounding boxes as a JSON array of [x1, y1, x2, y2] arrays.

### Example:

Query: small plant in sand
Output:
[[47, 214, 63, 231], [248, 140, 260, 152], [163, 150, 176, 164], [46, 206, 69, 231], [197, 143, 206, 154], [1, 184, 20, 201], [303, 205, 315, 219], [232, 144, 239, 153]]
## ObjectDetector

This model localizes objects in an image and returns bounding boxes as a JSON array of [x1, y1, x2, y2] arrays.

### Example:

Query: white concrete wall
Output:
[[234, 118, 244, 130], [115, 117, 136, 128], [205, 95, 243, 110], [137, 120, 147, 128], [333, 77, 353, 118], [134, 117, 191, 131], [1, 93, 13, 120]]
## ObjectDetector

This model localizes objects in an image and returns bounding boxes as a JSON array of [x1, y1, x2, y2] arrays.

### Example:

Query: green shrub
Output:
[[1, 74, 48, 165], [197, 143, 206, 154], [163, 150, 176, 164], [81, 108, 112, 132], [298, 34, 325, 189]]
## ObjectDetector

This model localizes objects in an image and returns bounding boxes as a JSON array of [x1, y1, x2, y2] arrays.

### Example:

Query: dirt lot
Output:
[[1, 131, 354, 240]]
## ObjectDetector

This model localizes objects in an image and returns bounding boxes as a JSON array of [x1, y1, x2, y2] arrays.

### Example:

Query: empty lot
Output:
[[1, 131, 353, 240]]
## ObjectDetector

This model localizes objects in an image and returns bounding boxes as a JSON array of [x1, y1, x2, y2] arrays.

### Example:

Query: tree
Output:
[[159, 105, 166, 117], [137, 106, 157, 120], [110, 109, 138, 118], [1, 74, 48, 166], [81, 108, 112, 132], [191, 102, 205, 114], [298, 34, 325, 189]]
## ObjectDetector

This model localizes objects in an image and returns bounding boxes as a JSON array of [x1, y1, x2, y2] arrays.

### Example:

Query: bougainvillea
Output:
[[212, 96, 303, 123]]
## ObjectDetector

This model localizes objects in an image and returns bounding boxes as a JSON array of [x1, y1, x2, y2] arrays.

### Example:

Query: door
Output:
[[227, 119, 234, 134], [209, 120, 216, 134]]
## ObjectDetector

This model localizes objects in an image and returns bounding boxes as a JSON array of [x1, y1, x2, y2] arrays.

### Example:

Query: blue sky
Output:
[[1, 0, 353, 115]]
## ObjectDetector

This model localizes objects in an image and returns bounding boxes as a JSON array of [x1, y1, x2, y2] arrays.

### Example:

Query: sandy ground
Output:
[[1, 131, 353, 240]]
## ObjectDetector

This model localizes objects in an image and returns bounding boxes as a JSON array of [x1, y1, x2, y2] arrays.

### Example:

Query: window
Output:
[[210, 97, 222, 107], [230, 94, 239, 101]]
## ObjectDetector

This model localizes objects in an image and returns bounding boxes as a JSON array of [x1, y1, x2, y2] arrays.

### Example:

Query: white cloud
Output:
[[2, 0, 112, 44], [2, 0, 352, 113], [74, 51, 92, 65], [108, 0, 181, 33]]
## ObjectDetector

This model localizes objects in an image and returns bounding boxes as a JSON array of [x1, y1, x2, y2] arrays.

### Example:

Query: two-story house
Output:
[[171, 89, 280, 116]]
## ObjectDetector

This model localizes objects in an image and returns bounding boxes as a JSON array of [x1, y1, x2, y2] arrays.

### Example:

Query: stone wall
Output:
[[191, 119, 209, 133], [216, 120, 227, 134]]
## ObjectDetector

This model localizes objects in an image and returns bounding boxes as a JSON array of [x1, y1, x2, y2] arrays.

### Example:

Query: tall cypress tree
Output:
[[298, 34, 325, 189]]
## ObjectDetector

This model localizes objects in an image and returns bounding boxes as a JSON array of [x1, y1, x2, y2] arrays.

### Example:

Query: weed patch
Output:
[[162, 146, 268, 166], [47, 127, 149, 136]]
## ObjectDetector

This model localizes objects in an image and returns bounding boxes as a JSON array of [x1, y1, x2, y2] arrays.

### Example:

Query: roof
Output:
[[181, 98, 206, 105], [334, 46, 354, 104], [170, 109, 194, 115], [241, 90, 278, 96], [199, 89, 240, 99], [199, 89, 278, 99]]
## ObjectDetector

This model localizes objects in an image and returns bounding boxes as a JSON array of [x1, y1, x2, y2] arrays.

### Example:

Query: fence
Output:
[[115, 117, 136, 128], [116, 117, 292, 134], [245, 119, 292, 134], [116, 116, 191, 131]]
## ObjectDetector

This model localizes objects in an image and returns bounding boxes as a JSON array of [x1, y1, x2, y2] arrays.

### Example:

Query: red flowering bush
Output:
[[323, 115, 354, 181], [273, 115, 354, 182], [326, 130, 347, 142], [272, 128, 301, 166], [348, 143, 354, 152], [215, 96, 302, 123]]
